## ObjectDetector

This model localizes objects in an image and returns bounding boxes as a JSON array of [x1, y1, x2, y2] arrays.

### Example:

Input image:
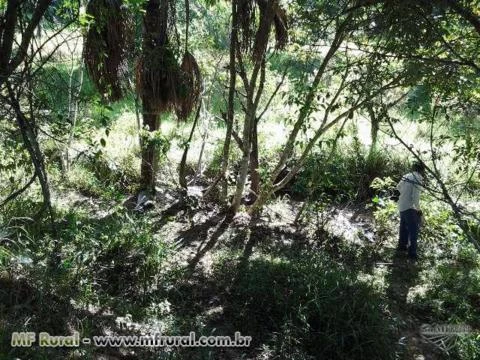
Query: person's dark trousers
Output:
[[398, 208, 420, 258]]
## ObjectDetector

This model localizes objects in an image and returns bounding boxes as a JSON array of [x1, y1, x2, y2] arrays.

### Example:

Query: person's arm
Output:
[[411, 174, 422, 210], [396, 177, 404, 192], [412, 183, 421, 210]]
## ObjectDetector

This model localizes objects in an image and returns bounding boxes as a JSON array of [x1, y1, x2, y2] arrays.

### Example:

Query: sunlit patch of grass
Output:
[[213, 251, 396, 360], [409, 247, 480, 327]]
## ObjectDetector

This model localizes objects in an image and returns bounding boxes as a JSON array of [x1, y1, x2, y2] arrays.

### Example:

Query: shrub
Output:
[[293, 139, 408, 203], [55, 209, 171, 308], [451, 334, 480, 360]]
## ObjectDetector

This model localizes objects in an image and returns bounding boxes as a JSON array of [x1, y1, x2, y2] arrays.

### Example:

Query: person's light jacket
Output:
[[396, 171, 423, 212]]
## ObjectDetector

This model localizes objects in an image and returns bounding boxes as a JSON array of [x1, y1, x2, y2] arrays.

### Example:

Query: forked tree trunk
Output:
[[230, 54, 266, 212], [247, 19, 352, 214]]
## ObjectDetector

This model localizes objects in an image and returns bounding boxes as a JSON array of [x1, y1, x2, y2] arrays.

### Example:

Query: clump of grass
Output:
[[64, 151, 140, 199], [294, 138, 408, 203], [452, 335, 480, 360], [53, 208, 171, 309], [410, 245, 480, 328], [0, 201, 173, 360], [214, 252, 396, 359]]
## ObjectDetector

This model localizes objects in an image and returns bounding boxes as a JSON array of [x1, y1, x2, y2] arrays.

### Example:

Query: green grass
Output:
[[213, 252, 396, 360]]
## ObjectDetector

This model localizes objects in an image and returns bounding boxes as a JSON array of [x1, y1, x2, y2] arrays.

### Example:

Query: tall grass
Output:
[[214, 253, 396, 359], [294, 138, 408, 203]]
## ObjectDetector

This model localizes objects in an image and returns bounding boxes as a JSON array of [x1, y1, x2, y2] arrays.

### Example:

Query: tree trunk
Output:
[[179, 102, 201, 188], [65, 40, 84, 174], [249, 123, 260, 200], [230, 49, 266, 212], [6, 84, 55, 231], [367, 103, 379, 156], [140, 107, 160, 191], [231, 111, 253, 212], [139, 0, 168, 192], [204, 0, 238, 199]]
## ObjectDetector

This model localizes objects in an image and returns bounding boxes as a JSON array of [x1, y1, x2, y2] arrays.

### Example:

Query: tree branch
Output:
[[0, 173, 37, 207]]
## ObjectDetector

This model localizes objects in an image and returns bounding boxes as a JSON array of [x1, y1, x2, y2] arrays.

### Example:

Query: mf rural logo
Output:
[[419, 324, 474, 353]]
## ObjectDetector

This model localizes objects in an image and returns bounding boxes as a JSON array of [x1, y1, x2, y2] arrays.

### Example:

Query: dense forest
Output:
[[0, 0, 479, 359]]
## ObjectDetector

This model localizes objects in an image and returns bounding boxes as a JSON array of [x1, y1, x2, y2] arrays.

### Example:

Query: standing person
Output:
[[396, 162, 426, 260]]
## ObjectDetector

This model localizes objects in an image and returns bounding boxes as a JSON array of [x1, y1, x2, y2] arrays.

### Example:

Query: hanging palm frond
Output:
[[136, 45, 181, 114], [136, 0, 183, 114], [238, 0, 288, 59], [175, 51, 203, 120], [252, 0, 276, 60], [273, 2, 288, 50], [84, 0, 133, 101], [237, 0, 257, 51]]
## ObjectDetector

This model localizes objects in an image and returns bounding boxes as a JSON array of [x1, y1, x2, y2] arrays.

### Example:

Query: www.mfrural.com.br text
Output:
[[11, 331, 252, 348]]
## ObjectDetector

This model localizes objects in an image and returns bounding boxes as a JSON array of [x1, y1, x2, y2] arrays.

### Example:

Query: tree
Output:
[[216, 0, 288, 212], [84, 0, 201, 193], [245, 0, 479, 215], [0, 0, 77, 221], [247, 1, 405, 213], [347, 0, 480, 248]]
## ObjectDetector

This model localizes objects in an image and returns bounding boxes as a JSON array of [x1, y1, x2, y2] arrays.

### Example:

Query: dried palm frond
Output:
[[273, 2, 288, 50], [175, 51, 202, 120], [84, 0, 133, 101], [237, 0, 257, 52], [252, 0, 276, 61], [136, 46, 182, 114], [136, 0, 186, 114], [238, 0, 288, 60]]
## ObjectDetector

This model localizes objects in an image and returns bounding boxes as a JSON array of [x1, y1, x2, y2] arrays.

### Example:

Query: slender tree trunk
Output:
[[193, 114, 208, 185], [367, 103, 379, 156], [135, 94, 143, 149], [140, 106, 160, 191], [249, 122, 260, 199], [231, 108, 254, 212], [204, 0, 238, 198], [179, 102, 201, 188], [6, 84, 55, 230], [0, 173, 37, 207], [65, 40, 84, 173]]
